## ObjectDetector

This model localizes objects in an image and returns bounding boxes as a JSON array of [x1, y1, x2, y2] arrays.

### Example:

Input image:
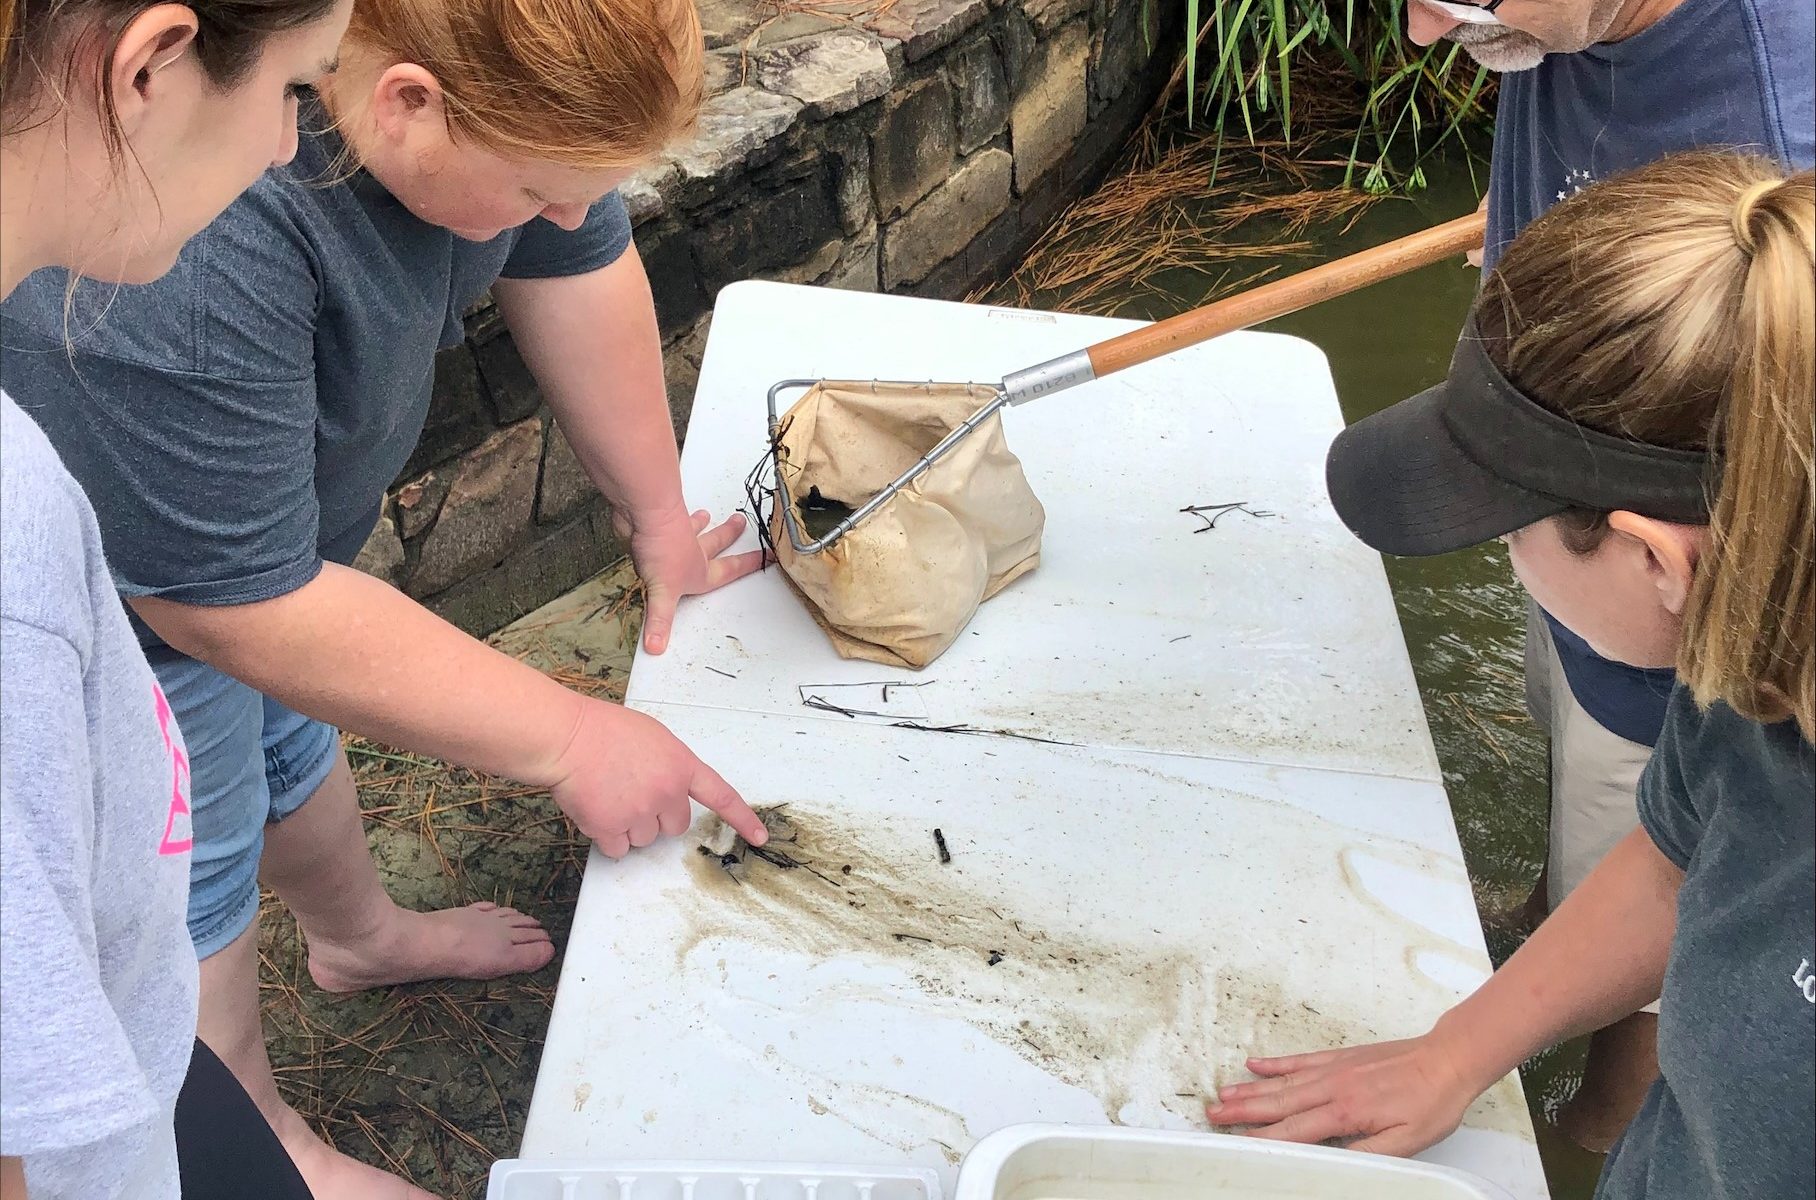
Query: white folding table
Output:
[[518, 282, 1548, 1200]]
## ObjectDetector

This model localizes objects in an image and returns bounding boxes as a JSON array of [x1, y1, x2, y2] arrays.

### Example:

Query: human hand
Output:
[[1202, 1031, 1482, 1156], [1466, 193, 1489, 268], [545, 697, 768, 859], [616, 503, 764, 654]]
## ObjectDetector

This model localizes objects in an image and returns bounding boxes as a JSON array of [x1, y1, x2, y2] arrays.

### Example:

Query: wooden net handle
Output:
[[1083, 210, 1487, 380]]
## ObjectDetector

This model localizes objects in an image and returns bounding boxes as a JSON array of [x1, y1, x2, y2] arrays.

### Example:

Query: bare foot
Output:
[[276, 1103, 441, 1200], [306, 901, 555, 994]]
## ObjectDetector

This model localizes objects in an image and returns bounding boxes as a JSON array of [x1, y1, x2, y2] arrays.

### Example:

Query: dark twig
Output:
[[1180, 501, 1277, 531], [933, 828, 951, 864], [797, 679, 938, 695], [796, 680, 937, 720], [800, 696, 895, 719], [741, 418, 793, 566], [745, 843, 838, 886], [887, 720, 1078, 747]]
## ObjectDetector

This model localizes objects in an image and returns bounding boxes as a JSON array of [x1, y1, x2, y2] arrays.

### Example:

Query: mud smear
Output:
[[1331, 842, 1532, 1136], [1338, 843, 1484, 984], [676, 805, 1526, 1142], [964, 680, 1436, 786]]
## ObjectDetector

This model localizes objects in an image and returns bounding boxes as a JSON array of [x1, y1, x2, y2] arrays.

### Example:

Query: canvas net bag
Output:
[[769, 380, 1045, 669]]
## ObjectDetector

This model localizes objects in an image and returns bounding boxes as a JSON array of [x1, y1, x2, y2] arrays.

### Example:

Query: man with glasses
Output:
[[1401, 0, 1812, 1156]]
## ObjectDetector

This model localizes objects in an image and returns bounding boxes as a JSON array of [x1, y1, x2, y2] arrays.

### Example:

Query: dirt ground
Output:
[[261, 562, 642, 1199]]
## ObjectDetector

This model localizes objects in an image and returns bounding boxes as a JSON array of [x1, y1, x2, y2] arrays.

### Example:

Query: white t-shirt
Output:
[[0, 393, 197, 1199]]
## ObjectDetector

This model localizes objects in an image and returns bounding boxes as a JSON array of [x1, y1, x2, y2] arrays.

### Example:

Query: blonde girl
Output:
[[1212, 151, 1814, 1200]]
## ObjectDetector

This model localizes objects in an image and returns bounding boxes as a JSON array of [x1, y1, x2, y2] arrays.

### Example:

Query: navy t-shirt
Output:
[[1483, 0, 1814, 744], [1596, 688, 1815, 1200], [0, 95, 632, 647]]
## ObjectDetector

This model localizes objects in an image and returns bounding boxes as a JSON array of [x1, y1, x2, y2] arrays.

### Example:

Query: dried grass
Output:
[[974, 59, 1420, 317]]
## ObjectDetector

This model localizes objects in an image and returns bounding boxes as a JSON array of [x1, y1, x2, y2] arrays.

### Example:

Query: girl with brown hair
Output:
[[1, 0, 769, 1195], [1209, 150, 1814, 1199], [0, 0, 350, 1196]]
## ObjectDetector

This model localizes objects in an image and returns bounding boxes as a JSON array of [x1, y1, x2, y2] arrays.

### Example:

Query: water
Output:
[[1013, 154, 1606, 1198], [798, 487, 858, 541]]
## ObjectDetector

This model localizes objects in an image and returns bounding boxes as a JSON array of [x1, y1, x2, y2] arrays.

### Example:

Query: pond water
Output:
[[999, 151, 1608, 1199]]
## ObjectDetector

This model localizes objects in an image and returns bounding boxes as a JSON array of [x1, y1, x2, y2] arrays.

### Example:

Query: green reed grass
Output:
[[1182, 0, 1493, 192]]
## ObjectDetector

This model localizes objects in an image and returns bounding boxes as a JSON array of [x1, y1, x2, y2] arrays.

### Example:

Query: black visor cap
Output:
[[1325, 323, 1716, 558]]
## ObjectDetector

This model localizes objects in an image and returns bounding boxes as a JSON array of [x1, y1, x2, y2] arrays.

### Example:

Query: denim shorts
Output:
[[145, 645, 341, 959]]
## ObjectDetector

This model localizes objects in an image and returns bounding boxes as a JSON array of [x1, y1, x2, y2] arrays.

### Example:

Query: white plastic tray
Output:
[[953, 1125, 1519, 1200], [487, 1160, 942, 1200]]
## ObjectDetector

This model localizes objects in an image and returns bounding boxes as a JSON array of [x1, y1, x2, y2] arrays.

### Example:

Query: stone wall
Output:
[[357, 0, 1182, 634]]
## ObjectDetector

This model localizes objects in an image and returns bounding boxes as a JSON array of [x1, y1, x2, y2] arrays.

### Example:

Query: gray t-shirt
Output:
[[1596, 687, 1815, 1200], [0, 95, 632, 646], [0, 393, 198, 1200]]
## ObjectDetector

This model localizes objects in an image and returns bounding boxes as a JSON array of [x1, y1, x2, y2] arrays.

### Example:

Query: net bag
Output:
[[768, 381, 1045, 669]]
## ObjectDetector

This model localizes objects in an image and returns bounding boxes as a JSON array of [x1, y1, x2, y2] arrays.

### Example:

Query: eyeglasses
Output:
[[1419, 0, 1506, 25]]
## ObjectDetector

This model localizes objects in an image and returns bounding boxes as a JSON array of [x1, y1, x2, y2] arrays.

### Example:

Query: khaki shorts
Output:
[[1524, 600, 1660, 1014]]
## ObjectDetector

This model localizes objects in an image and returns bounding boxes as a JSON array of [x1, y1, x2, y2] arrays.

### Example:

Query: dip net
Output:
[[750, 380, 1045, 669]]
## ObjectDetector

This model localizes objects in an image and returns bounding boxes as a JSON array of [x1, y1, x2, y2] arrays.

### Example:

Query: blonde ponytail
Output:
[[1476, 152, 1815, 739], [1681, 173, 1815, 737]]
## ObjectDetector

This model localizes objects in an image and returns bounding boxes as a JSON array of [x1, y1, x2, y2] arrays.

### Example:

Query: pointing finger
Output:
[[689, 762, 766, 846]]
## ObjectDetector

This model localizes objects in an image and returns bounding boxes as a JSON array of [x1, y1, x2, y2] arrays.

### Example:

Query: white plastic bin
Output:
[[486, 1161, 943, 1200], [952, 1125, 1520, 1200]]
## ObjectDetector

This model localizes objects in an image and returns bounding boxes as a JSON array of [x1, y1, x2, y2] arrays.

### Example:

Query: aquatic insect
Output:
[[696, 806, 839, 885]]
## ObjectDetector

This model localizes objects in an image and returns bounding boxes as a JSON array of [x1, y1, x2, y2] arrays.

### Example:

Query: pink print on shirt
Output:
[[152, 682, 192, 855]]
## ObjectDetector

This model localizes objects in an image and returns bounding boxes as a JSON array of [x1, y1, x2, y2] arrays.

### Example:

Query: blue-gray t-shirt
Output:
[[0, 97, 632, 646], [1483, 0, 1814, 745], [1596, 687, 1815, 1200]]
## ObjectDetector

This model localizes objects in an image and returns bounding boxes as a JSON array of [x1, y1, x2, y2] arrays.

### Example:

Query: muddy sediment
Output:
[[679, 804, 1526, 1138]]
